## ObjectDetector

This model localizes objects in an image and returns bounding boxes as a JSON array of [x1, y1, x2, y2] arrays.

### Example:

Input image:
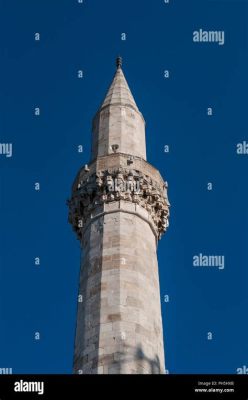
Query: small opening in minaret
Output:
[[111, 144, 119, 153]]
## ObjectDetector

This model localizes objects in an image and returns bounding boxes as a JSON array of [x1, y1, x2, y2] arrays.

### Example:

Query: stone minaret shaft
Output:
[[68, 58, 170, 374]]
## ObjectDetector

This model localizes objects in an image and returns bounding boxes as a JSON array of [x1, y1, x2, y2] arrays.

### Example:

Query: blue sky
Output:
[[0, 0, 248, 373]]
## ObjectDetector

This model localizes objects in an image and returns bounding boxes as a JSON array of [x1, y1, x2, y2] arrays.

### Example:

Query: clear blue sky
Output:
[[0, 0, 248, 373]]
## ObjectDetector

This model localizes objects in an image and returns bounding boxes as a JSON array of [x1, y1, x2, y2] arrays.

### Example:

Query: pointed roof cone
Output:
[[91, 57, 146, 161], [99, 57, 139, 113]]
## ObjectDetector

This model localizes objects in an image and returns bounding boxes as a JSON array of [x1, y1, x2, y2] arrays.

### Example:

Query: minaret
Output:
[[68, 58, 170, 374]]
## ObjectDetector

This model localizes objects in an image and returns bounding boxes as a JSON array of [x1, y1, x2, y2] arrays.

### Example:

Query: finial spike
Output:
[[116, 56, 122, 69]]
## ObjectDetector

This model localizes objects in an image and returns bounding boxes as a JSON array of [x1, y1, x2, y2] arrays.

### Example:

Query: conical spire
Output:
[[91, 57, 146, 161], [99, 58, 139, 113]]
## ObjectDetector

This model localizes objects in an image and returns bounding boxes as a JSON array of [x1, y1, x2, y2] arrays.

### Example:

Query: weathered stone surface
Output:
[[72, 211, 165, 374], [69, 60, 169, 374], [68, 158, 170, 241], [91, 67, 146, 161]]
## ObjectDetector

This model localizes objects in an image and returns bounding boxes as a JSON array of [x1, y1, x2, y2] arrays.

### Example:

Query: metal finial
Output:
[[116, 56, 122, 69]]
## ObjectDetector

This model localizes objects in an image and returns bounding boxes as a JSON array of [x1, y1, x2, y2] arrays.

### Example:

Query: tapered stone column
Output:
[[68, 58, 170, 374]]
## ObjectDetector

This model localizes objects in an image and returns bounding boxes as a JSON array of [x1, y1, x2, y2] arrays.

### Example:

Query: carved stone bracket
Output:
[[68, 167, 170, 240]]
